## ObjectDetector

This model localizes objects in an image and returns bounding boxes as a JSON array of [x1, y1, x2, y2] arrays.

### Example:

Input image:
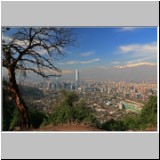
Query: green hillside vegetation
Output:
[[3, 81, 46, 131], [41, 91, 98, 127]]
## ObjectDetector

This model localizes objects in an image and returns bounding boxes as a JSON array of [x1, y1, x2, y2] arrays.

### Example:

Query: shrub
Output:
[[100, 119, 127, 131], [42, 92, 98, 127], [30, 109, 47, 128], [9, 108, 47, 130], [9, 108, 22, 130]]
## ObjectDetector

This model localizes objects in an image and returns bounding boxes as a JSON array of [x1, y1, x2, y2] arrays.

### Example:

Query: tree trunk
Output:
[[8, 66, 31, 128]]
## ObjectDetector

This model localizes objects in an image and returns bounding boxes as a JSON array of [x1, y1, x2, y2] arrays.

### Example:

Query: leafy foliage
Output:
[[9, 108, 47, 130], [41, 92, 98, 127], [100, 119, 126, 131], [140, 95, 157, 127], [9, 108, 22, 130], [61, 91, 79, 107], [30, 109, 47, 128]]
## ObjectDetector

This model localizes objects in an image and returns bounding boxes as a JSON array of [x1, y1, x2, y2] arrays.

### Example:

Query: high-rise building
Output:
[[75, 69, 79, 89], [54, 75, 61, 91], [76, 69, 79, 81]]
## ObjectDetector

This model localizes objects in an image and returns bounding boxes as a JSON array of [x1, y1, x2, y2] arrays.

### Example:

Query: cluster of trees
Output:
[[41, 91, 98, 127]]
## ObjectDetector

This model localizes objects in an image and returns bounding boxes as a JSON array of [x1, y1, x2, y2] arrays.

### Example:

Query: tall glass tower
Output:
[[75, 69, 79, 89], [54, 75, 61, 91]]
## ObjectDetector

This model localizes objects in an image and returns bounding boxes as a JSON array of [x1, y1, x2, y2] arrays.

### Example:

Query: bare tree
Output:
[[2, 27, 75, 128]]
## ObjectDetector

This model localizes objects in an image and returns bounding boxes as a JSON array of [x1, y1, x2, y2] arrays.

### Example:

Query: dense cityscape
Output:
[[14, 69, 157, 124]]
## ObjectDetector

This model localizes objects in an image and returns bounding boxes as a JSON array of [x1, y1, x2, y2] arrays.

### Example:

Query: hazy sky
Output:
[[56, 27, 157, 81], [2, 27, 157, 81]]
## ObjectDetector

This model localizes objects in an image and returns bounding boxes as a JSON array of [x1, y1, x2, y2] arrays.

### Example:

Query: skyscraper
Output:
[[75, 69, 79, 89], [76, 69, 79, 81], [54, 75, 61, 91]]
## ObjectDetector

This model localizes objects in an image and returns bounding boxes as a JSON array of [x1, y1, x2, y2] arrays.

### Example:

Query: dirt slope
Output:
[[24, 124, 104, 131]]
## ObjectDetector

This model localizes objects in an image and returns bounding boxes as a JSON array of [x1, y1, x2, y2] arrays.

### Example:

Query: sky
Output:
[[54, 27, 157, 81], [2, 27, 158, 81]]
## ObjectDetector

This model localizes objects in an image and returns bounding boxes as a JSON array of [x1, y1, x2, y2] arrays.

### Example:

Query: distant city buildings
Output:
[[18, 72, 157, 103], [46, 75, 62, 91], [15, 78, 157, 122]]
